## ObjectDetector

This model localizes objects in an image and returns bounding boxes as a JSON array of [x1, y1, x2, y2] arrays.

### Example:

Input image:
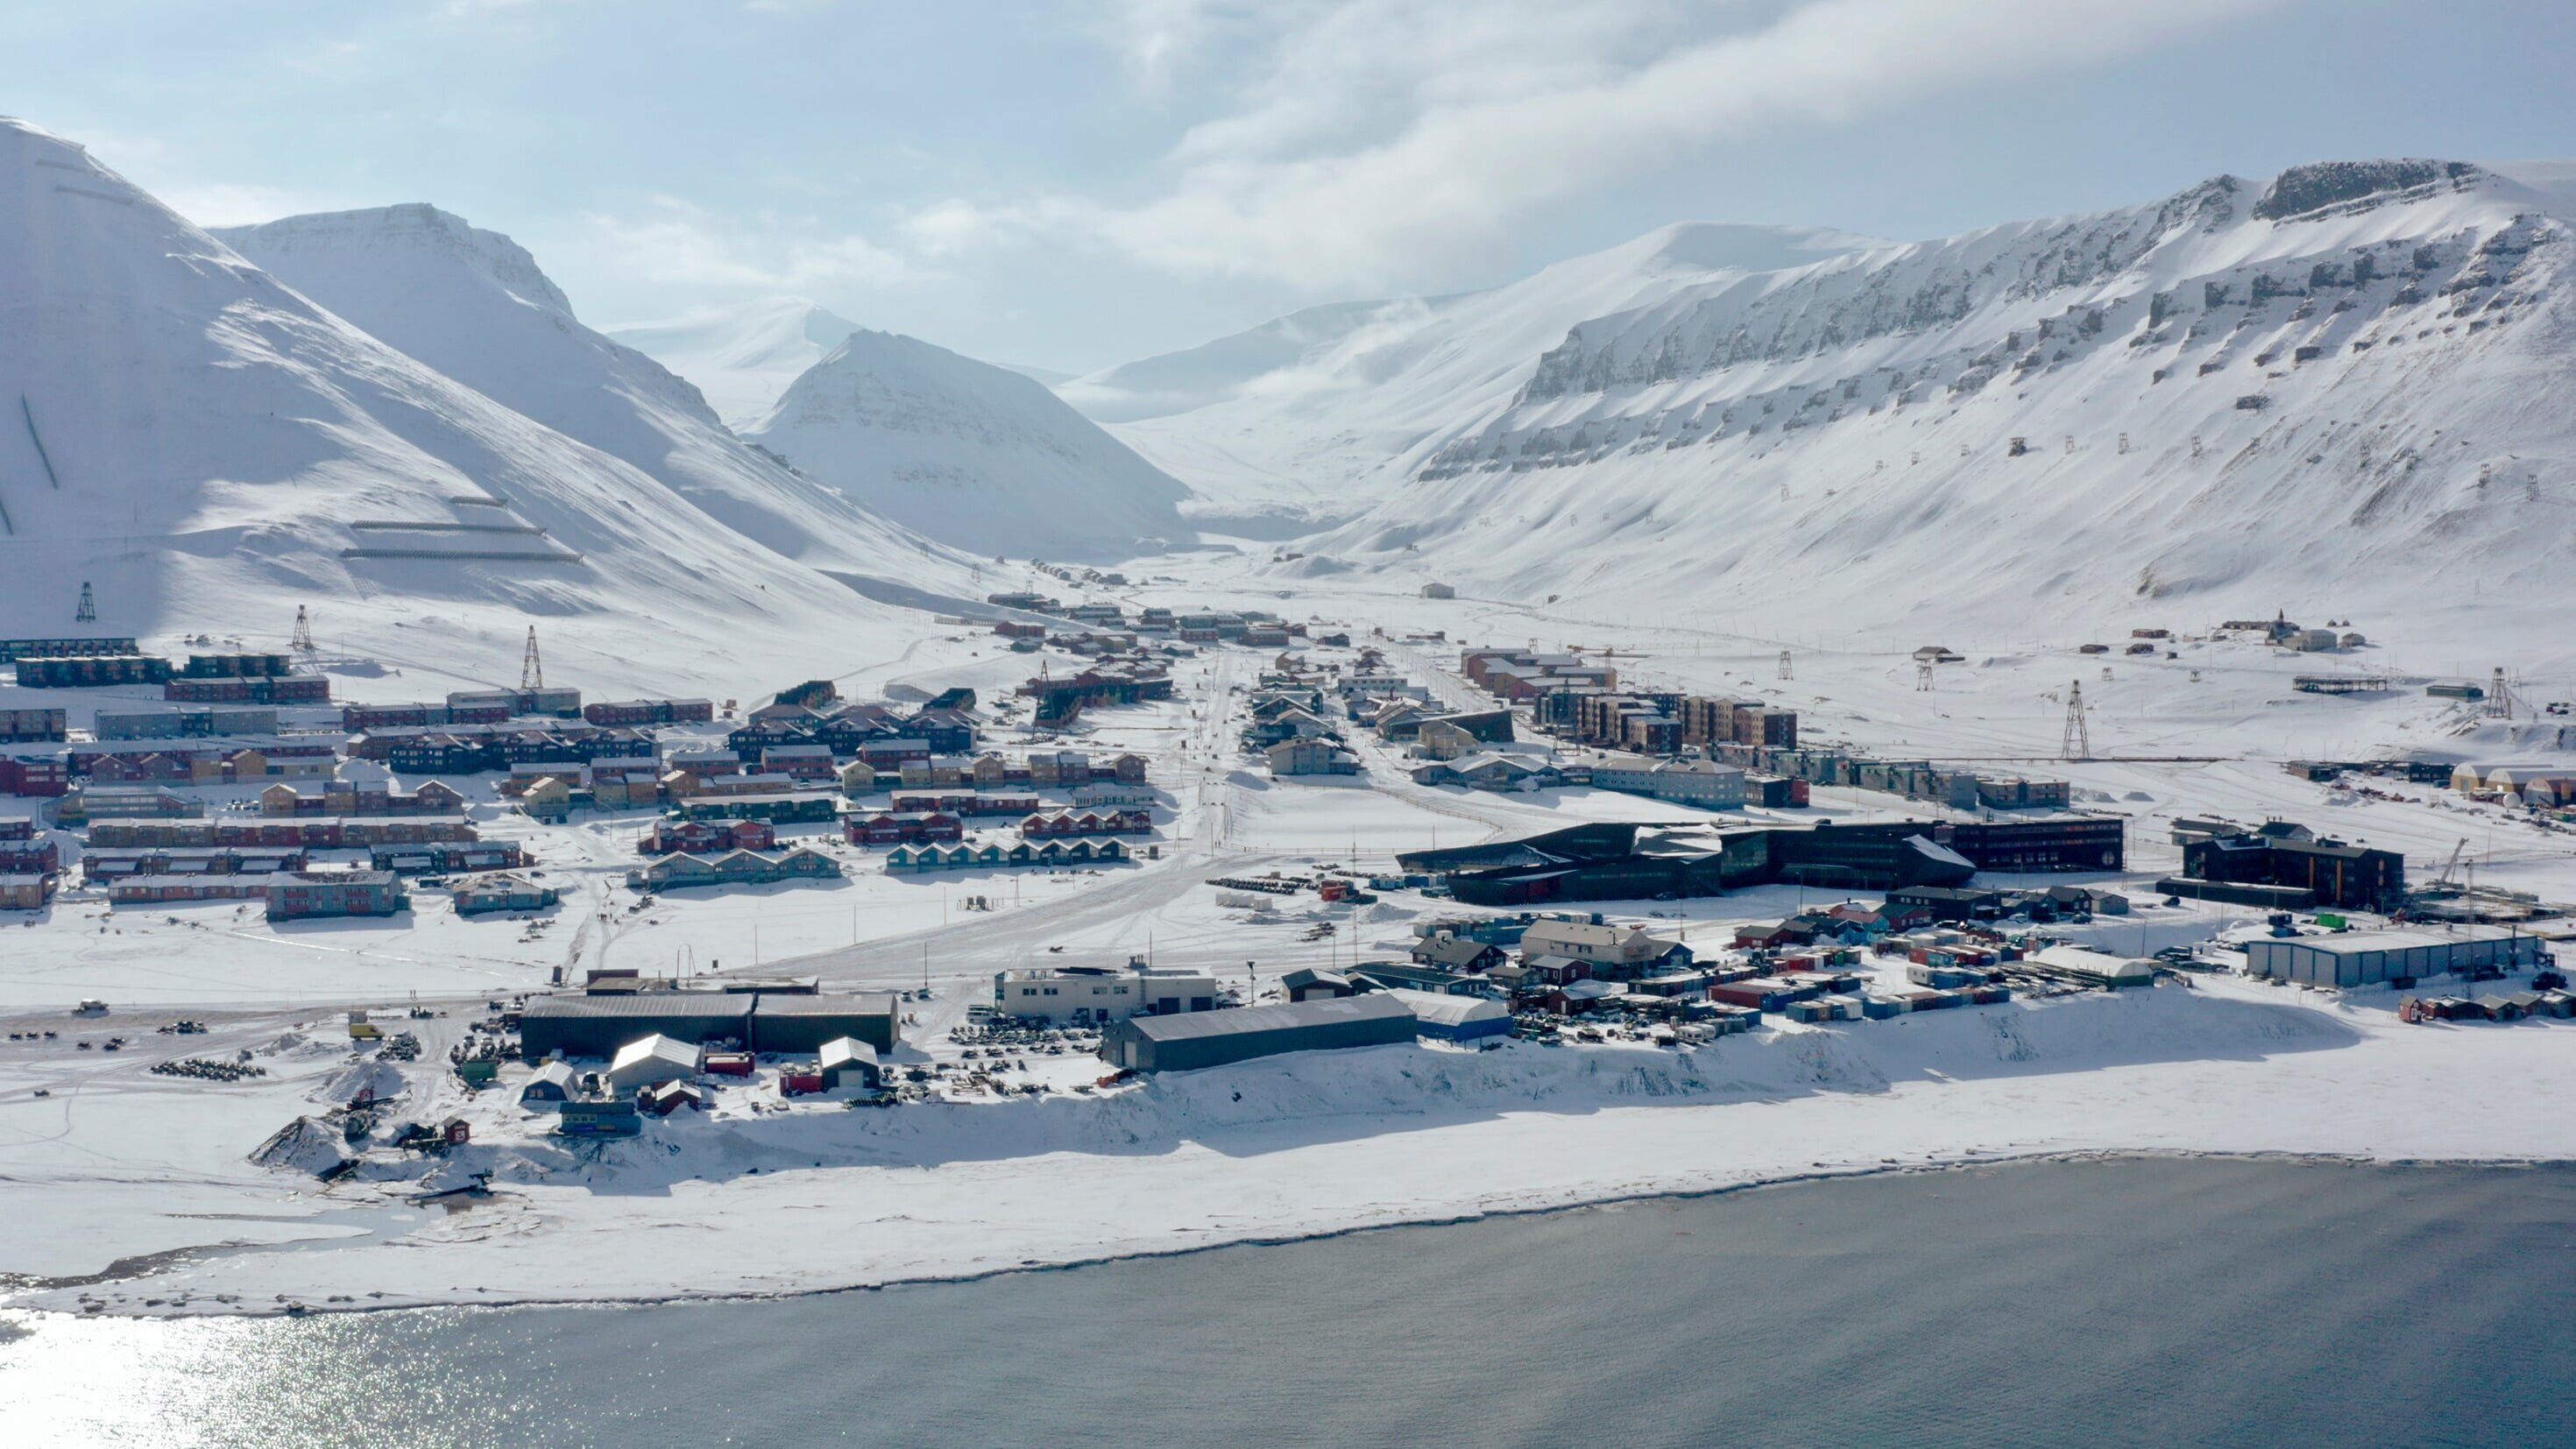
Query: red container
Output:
[[779, 1071, 825, 1095], [704, 1052, 754, 1078]]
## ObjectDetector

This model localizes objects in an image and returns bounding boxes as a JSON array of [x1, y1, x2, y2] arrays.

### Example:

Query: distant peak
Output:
[[215, 203, 576, 318]]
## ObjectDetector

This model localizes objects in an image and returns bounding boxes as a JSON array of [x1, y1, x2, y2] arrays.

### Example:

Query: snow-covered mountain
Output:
[[1117, 164, 2576, 636], [0, 119, 944, 689], [1073, 223, 1882, 533], [605, 297, 862, 430], [215, 208, 958, 582], [743, 329, 1192, 562]]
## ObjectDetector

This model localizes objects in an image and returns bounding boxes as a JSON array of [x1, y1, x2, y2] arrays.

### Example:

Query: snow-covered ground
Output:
[[9, 117, 2576, 1323], [7, 562, 2576, 1319]]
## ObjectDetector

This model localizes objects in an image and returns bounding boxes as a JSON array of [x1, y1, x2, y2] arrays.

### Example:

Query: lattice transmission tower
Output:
[[2062, 681, 2091, 761]]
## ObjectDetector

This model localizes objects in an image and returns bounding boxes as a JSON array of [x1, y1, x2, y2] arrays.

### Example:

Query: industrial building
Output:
[[1386, 989, 1513, 1043], [748, 993, 903, 1054], [817, 1037, 884, 1091], [518, 995, 756, 1059], [2244, 929, 2549, 987], [1100, 995, 1416, 1073]]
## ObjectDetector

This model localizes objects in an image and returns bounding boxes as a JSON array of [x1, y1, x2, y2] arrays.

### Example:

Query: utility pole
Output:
[[2063, 681, 2091, 761], [520, 626, 544, 691]]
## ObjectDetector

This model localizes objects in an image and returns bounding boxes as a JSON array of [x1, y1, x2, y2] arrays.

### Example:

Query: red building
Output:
[[846, 810, 964, 846], [640, 818, 777, 855], [0, 755, 71, 796]]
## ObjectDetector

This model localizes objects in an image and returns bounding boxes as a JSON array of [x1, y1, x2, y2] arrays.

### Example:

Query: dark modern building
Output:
[[2182, 832, 2404, 911], [1100, 995, 1415, 1073], [1397, 820, 1976, 907], [1936, 816, 2126, 873]]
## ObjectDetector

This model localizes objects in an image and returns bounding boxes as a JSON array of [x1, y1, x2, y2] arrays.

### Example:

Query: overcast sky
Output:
[[9, 0, 2576, 373]]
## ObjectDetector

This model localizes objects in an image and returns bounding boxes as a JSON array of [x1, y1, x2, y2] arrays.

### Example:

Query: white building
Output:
[[1579, 751, 1745, 808], [993, 965, 1221, 1024], [1519, 919, 1688, 972], [603, 1034, 703, 1091]]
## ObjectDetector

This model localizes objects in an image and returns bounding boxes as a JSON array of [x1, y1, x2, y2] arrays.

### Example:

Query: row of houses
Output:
[[340, 687, 584, 730], [1706, 739, 2072, 816], [886, 838, 1135, 873], [629, 847, 843, 891], [88, 816, 480, 850], [259, 780, 467, 816], [93, 706, 280, 740], [64, 738, 340, 786], [164, 675, 331, 705], [83, 847, 308, 879]]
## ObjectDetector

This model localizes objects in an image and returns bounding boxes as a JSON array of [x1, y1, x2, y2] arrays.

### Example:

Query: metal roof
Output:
[[1124, 994, 1410, 1043], [522, 995, 753, 1021], [2250, 927, 2524, 956], [750, 992, 898, 1017]]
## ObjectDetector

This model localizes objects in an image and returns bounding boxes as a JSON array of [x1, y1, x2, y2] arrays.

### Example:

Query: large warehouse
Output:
[[517, 993, 902, 1059], [2243, 928, 2549, 986], [518, 996, 753, 1060], [748, 993, 902, 1054], [1100, 995, 1415, 1073]]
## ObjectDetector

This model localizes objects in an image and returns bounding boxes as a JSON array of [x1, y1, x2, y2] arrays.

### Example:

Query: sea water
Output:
[[6, 1156, 2572, 1447]]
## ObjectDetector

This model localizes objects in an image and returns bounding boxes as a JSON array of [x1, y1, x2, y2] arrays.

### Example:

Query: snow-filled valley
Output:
[[10, 110, 2576, 1325]]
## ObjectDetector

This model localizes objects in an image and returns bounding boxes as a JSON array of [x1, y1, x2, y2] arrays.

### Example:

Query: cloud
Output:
[[1017, 0, 2298, 288], [577, 198, 924, 290]]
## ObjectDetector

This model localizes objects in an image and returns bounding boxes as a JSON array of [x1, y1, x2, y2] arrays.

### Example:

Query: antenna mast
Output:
[[520, 626, 544, 691], [2062, 681, 2091, 761]]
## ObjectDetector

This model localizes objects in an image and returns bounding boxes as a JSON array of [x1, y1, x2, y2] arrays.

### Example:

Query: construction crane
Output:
[[2429, 838, 2468, 892]]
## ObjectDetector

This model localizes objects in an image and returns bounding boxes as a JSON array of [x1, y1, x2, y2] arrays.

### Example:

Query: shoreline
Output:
[[15, 1146, 2573, 1322]]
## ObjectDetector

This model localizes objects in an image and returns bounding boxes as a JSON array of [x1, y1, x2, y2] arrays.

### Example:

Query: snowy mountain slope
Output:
[[1078, 224, 1884, 529], [215, 212, 960, 583], [605, 296, 862, 430], [1256, 162, 2576, 639], [1060, 299, 1403, 424], [0, 118, 931, 689], [743, 329, 1192, 561]]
